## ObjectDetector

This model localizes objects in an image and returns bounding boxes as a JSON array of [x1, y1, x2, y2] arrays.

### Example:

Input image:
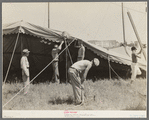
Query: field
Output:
[[2, 78, 147, 110]]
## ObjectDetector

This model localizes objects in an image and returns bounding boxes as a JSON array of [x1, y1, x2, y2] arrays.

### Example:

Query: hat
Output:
[[93, 58, 100, 66], [131, 46, 137, 51], [23, 49, 30, 53]]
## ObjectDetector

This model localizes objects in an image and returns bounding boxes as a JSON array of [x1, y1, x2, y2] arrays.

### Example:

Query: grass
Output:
[[2, 78, 147, 110]]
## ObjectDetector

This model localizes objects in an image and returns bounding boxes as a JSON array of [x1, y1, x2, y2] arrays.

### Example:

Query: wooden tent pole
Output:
[[121, 3, 130, 57], [108, 54, 111, 80], [21, 34, 23, 56], [64, 39, 68, 83], [67, 46, 73, 65], [121, 3, 126, 44], [127, 11, 146, 60], [48, 2, 50, 28]]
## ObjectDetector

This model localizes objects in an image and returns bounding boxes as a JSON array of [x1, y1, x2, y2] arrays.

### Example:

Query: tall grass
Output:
[[2, 78, 146, 110]]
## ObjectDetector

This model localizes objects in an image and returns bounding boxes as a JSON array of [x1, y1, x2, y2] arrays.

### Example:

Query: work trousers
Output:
[[52, 61, 60, 83], [22, 69, 30, 94], [131, 63, 141, 80], [68, 68, 84, 103]]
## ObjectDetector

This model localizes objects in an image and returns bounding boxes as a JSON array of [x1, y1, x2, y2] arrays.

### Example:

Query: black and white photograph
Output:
[[2, 1, 147, 118]]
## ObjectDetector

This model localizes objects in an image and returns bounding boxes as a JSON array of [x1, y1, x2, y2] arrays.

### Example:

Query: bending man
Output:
[[68, 58, 100, 105], [20, 49, 30, 94]]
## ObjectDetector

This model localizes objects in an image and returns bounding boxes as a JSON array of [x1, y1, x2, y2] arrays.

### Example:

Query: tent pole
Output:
[[3, 32, 20, 87], [64, 39, 68, 83], [121, 3, 126, 44], [121, 3, 130, 57], [127, 11, 146, 60], [108, 55, 111, 80], [21, 34, 23, 56], [67, 45, 73, 65], [48, 2, 50, 28]]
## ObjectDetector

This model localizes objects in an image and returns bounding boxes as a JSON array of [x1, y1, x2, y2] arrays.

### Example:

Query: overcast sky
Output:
[[2, 2, 147, 44]]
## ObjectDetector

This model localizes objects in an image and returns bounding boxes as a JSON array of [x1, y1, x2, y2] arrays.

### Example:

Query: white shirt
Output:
[[21, 56, 29, 69], [20, 56, 30, 76]]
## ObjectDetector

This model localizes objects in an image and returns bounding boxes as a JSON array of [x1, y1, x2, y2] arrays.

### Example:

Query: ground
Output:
[[2, 78, 147, 110]]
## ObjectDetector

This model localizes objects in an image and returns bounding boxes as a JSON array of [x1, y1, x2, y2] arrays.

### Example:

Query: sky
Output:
[[2, 2, 147, 44]]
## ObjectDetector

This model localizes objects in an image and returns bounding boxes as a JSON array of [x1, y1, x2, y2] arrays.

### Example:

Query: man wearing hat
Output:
[[131, 46, 142, 83], [68, 58, 100, 105], [20, 49, 30, 94]]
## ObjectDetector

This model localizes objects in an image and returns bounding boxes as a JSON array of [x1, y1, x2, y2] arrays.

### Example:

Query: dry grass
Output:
[[2, 78, 147, 110]]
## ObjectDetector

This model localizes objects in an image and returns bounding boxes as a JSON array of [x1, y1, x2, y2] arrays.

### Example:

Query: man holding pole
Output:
[[68, 58, 100, 105], [51, 41, 64, 83], [20, 49, 30, 94]]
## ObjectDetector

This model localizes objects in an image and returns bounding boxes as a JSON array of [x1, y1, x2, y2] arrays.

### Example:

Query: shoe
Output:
[[74, 101, 81, 105], [75, 101, 84, 106]]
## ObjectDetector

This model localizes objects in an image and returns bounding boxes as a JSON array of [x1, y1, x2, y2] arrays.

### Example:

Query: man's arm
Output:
[[135, 52, 141, 58], [137, 48, 142, 55], [82, 46, 85, 56], [58, 41, 64, 50], [82, 63, 92, 81], [136, 55, 141, 58]]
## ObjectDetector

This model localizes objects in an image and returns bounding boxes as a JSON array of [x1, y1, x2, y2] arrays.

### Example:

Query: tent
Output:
[[3, 21, 146, 83]]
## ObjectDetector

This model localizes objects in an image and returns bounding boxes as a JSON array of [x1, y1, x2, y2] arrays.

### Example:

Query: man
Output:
[[20, 49, 30, 94], [68, 58, 100, 105], [130, 46, 142, 83], [75, 41, 85, 61], [51, 41, 64, 83], [78, 43, 85, 61]]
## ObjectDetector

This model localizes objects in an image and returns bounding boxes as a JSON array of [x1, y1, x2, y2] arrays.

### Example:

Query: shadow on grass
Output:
[[48, 96, 74, 105]]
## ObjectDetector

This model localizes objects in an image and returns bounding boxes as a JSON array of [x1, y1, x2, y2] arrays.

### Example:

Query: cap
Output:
[[93, 58, 100, 66], [131, 46, 137, 51], [23, 49, 30, 53]]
